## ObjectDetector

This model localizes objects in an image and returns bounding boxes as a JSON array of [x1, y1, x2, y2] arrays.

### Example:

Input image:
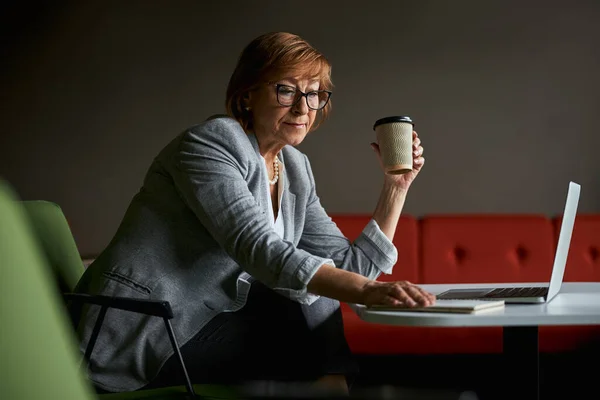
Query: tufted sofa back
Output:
[[419, 214, 555, 284], [330, 213, 600, 284]]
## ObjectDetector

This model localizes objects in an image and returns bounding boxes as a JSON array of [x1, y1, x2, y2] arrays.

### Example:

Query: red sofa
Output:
[[331, 213, 600, 355]]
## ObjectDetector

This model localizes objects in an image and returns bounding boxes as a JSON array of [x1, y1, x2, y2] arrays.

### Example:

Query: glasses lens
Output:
[[277, 86, 296, 106], [313, 91, 330, 110]]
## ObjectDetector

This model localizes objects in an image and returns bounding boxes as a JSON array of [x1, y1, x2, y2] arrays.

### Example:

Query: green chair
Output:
[[0, 180, 239, 400], [21, 200, 86, 294], [0, 182, 98, 400]]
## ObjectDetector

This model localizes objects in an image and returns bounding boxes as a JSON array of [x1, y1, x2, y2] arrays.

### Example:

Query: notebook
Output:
[[435, 181, 580, 304], [369, 299, 505, 314]]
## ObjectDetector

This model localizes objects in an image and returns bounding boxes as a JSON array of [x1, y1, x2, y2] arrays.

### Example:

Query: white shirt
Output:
[[263, 156, 285, 238]]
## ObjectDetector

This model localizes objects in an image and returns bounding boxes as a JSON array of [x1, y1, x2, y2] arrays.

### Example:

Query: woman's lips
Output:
[[284, 122, 306, 128]]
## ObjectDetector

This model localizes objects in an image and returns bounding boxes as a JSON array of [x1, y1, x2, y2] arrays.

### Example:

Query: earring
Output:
[[244, 106, 251, 111]]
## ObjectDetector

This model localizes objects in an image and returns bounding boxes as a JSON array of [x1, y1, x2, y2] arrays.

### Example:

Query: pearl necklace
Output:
[[269, 158, 279, 185]]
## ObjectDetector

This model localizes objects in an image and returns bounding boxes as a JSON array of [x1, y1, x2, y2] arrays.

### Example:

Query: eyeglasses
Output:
[[272, 84, 332, 111]]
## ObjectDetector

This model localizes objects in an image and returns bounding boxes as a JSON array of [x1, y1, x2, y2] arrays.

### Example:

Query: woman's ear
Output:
[[243, 92, 252, 111]]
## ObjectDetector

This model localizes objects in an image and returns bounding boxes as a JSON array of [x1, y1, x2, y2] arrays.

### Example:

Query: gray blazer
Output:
[[74, 116, 398, 392]]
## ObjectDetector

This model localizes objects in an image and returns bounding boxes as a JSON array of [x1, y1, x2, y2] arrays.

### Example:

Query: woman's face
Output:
[[247, 77, 320, 150]]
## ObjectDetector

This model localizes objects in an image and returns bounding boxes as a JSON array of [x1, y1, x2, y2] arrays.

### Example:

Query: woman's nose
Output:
[[292, 96, 309, 114]]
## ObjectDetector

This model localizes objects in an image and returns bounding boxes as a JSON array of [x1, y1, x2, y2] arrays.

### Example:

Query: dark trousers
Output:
[[141, 281, 359, 390]]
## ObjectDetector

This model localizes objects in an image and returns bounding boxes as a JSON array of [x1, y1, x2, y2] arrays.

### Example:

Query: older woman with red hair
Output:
[[73, 31, 431, 394]]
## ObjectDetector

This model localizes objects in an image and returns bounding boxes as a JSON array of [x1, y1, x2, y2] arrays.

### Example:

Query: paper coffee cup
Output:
[[373, 116, 415, 175]]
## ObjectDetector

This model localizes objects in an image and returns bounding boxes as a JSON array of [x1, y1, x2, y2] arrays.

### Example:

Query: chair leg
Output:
[[163, 318, 196, 399], [81, 305, 108, 370]]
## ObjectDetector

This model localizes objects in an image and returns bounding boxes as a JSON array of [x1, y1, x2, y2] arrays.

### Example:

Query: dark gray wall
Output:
[[2, 0, 599, 257]]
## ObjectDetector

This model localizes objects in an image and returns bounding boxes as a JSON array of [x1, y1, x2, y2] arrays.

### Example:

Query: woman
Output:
[[73, 31, 434, 394]]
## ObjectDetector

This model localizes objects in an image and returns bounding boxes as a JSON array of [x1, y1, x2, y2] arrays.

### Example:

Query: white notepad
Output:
[[368, 299, 505, 314]]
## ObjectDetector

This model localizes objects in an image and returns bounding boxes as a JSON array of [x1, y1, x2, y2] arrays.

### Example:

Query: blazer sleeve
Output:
[[297, 154, 398, 279], [166, 118, 330, 304]]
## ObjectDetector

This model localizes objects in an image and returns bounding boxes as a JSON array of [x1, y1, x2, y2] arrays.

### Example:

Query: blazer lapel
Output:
[[246, 133, 270, 216], [279, 151, 298, 244]]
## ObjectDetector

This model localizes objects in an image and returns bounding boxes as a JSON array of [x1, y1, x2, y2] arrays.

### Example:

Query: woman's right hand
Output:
[[361, 280, 436, 308]]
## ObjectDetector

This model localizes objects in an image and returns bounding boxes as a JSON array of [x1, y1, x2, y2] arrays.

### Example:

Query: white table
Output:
[[357, 282, 600, 400]]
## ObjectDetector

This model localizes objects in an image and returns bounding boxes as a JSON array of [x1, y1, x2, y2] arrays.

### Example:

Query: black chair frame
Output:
[[65, 293, 196, 399]]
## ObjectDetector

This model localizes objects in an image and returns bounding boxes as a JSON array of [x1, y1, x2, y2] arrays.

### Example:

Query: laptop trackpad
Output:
[[436, 288, 494, 299]]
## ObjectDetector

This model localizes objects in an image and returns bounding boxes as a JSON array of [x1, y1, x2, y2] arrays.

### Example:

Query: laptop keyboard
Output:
[[483, 286, 548, 298]]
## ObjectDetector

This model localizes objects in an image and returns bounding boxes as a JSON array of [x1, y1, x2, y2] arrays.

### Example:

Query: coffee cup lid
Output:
[[373, 116, 414, 130]]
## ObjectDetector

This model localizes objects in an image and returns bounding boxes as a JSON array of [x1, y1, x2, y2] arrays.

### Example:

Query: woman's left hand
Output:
[[371, 130, 424, 191]]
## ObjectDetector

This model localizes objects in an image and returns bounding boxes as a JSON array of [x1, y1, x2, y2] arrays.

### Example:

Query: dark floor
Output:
[[350, 349, 598, 400]]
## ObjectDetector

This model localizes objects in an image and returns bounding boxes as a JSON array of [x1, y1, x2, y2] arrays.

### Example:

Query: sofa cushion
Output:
[[340, 313, 503, 354], [420, 214, 555, 284]]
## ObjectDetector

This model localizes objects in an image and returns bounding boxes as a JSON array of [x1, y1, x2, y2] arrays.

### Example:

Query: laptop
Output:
[[435, 181, 581, 304]]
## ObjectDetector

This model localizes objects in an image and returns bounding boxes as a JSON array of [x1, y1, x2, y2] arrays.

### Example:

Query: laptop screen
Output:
[[546, 181, 580, 302]]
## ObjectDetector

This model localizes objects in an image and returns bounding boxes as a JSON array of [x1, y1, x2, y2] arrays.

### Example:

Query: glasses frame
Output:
[[271, 84, 332, 111]]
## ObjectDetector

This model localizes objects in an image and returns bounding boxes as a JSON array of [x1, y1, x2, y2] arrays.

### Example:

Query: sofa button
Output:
[[588, 247, 599, 264], [515, 246, 529, 262], [452, 246, 467, 264]]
